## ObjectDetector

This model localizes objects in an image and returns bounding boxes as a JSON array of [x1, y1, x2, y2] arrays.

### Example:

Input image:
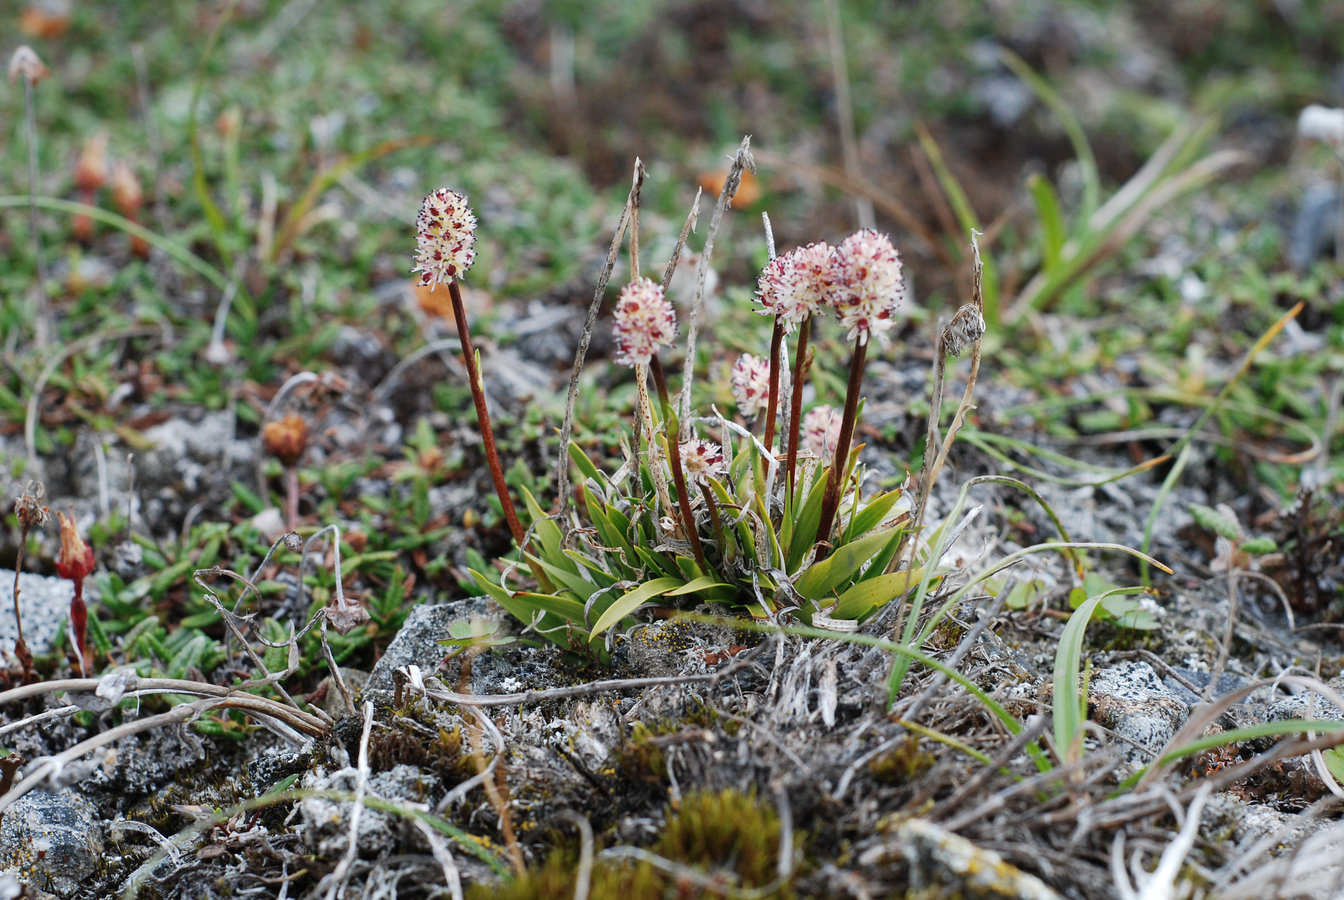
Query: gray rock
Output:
[[298, 763, 439, 859], [1089, 661, 1190, 771], [366, 599, 493, 693], [0, 788, 103, 898], [1289, 182, 1341, 271], [0, 570, 90, 656], [858, 818, 1062, 900], [1263, 677, 1344, 724]]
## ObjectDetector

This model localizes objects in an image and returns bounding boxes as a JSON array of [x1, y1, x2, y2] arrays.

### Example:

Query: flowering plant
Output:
[[430, 167, 983, 655]]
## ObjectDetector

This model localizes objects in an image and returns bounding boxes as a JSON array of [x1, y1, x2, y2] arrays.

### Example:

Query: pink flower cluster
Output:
[[731, 353, 771, 418], [756, 242, 834, 332], [754, 231, 905, 343], [679, 439, 727, 480], [831, 229, 905, 342], [612, 277, 677, 367], [412, 188, 478, 289], [803, 405, 842, 464]]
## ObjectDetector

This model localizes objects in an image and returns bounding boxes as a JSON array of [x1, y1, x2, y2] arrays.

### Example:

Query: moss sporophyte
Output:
[[441, 179, 956, 652]]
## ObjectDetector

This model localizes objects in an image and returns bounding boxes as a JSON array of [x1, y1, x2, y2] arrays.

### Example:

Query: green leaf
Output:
[[830, 569, 922, 620], [590, 577, 683, 640], [1241, 537, 1277, 555], [470, 568, 588, 651], [842, 488, 905, 544], [568, 442, 603, 483], [1190, 502, 1240, 541], [666, 574, 731, 597], [1055, 591, 1106, 766], [1028, 172, 1067, 271], [785, 469, 830, 572], [795, 527, 902, 601]]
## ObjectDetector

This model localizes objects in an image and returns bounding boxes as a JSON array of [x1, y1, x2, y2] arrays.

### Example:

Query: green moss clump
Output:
[[471, 788, 793, 900], [868, 735, 936, 784]]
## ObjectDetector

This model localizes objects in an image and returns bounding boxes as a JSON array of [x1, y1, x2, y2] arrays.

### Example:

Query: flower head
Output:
[[8, 46, 49, 85], [263, 414, 309, 467], [832, 229, 905, 342], [731, 353, 771, 418], [943, 304, 986, 358], [1299, 105, 1344, 147], [55, 510, 95, 584], [679, 439, 727, 480], [803, 405, 842, 464], [13, 481, 48, 532], [756, 242, 834, 331], [412, 188, 478, 289], [612, 277, 676, 367]]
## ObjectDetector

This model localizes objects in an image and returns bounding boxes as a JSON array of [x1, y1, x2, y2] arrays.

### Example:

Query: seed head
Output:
[[8, 46, 49, 85], [612, 277, 676, 367], [263, 415, 308, 467], [803, 405, 842, 464], [832, 229, 905, 343], [679, 439, 727, 480], [943, 304, 986, 358], [756, 242, 834, 331], [13, 481, 49, 531], [412, 188, 478, 290], [730, 353, 771, 418]]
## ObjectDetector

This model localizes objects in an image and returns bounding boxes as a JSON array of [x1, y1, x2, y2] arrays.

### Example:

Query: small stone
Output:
[[0, 788, 103, 899], [1088, 661, 1190, 772], [0, 570, 89, 656], [366, 599, 493, 693], [860, 818, 1062, 900]]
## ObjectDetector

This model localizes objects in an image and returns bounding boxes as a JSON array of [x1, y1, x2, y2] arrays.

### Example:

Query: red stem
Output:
[[449, 281, 526, 548], [763, 320, 785, 450], [785, 317, 812, 494], [815, 335, 868, 551]]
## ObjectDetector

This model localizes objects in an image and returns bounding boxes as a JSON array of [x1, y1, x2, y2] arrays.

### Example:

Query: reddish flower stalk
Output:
[[815, 339, 868, 547], [762, 320, 785, 450], [412, 188, 526, 548], [785, 317, 812, 492], [448, 279, 526, 547], [55, 509, 95, 674], [757, 242, 833, 475], [814, 230, 904, 550]]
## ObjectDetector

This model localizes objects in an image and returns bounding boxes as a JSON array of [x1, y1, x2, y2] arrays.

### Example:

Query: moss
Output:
[[472, 788, 794, 900], [868, 735, 936, 785]]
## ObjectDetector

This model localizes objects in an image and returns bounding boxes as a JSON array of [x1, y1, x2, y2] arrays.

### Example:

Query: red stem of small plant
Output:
[[815, 335, 868, 552], [70, 580, 88, 676], [666, 440, 705, 567], [448, 280, 526, 549], [650, 356, 670, 410], [785, 317, 812, 494], [763, 319, 785, 451]]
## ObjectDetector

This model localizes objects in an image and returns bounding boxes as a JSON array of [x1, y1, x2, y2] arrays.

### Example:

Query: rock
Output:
[[366, 599, 493, 693], [298, 763, 439, 860], [1263, 677, 1344, 724], [0, 788, 103, 899], [1289, 182, 1341, 271], [1088, 661, 1190, 772], [0, 570, 89, 656], [859, 818, 1063, 900]]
